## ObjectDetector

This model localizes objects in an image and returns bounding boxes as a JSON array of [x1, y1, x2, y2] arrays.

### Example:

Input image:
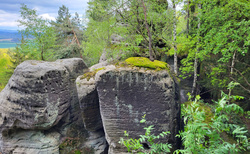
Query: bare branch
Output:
[[230, 77, 250, 93], [228, 65, 250, 86]]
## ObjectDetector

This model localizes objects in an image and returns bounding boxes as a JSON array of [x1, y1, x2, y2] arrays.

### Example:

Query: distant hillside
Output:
[[0, 29, 21, 43]]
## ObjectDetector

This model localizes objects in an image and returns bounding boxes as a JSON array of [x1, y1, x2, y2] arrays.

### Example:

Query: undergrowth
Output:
[[119, 114, 172, 154]]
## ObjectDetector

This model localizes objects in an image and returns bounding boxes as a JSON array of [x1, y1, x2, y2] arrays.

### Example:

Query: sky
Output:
[[0, 0, 89, 30], [0, 0, 183, 31]]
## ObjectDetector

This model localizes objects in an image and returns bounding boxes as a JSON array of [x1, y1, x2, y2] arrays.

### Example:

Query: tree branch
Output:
[[230, 77, 250, 93]]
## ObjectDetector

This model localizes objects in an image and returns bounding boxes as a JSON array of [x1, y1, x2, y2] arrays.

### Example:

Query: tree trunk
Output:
[[173, 0, 178, 75], [141, 0, 154, 61], [191, 3, 201, 97], [230, 51, 236, 75], [40, 39, 44, 61], [228, 51, 236, 103], [186, 0, 190, 38], [41, 47, 44, 61], [192, 55, 198, 96]]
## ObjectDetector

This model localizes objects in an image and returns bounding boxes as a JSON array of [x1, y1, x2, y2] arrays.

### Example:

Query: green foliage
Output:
[[178, 36, 199, 79], [179, 0, 250, 101], [117, 0, 171, 59], [175, 89, 249, 154], [0, 49, 13, 91], [125, 57, 169, 70], [54, 44, 83, 59], [0, 37, 32, 91], [83, 0, 173, 66], [51, 5, 84, 59], [119, 115, 172, 154], [82, 16, 116, 65], [200, 0, 249, 60], [74, 150, 81, 154], [17, 4, 56, 61], [82, 0, 121, 65], [182, 97, 213, 124]]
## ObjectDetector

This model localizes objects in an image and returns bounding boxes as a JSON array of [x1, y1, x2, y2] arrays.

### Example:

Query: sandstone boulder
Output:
[[1, 130, 60, 154], [76, 65, 116, 132], [0, 58, 88, 153], [0, 58, 87, 130], [0, 57, 181, 154], [96, 67, 181, 153]]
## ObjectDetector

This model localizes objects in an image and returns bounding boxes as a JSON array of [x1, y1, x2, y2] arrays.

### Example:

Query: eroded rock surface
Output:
[[76, 64, 115, 132], [96, 67, 181, 153], [0, 57, 181, 154], [1, 130, 60, 154], [0, 58, 89, 153], [0, 58, 86, 130], [76, 76, 101, 131]]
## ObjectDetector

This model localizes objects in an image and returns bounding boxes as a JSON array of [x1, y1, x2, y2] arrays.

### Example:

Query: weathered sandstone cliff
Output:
[[76, 61, 181, 153], [0, 58, 101, 154], [0, 57, 181, 154]]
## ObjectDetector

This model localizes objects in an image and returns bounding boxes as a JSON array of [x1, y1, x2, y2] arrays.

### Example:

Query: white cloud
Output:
[[0, 21, 18, 27], [0, 9, 19, 29], [0, 0, 90, 30], [39, 13, 56, 21]]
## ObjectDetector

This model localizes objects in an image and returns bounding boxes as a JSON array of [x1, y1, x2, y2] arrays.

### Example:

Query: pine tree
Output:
[[51, 5, 84, 59]]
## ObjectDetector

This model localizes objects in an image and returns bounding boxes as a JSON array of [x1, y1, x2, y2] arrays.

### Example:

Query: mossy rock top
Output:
[[125, 57, 168, 70], [80, 67, 105, 81], [79, 57, 169, 81]]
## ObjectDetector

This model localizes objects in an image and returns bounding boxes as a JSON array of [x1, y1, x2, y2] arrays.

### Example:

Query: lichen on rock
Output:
[[80, 67, 105, 81]]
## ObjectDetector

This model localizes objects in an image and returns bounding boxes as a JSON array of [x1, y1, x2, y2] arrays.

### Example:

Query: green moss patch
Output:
[[125, 57, 168, 70], [80, 67, 105, 81]]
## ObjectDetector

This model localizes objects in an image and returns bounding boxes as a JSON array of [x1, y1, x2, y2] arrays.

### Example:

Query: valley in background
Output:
[[0, 29, 21, 48]]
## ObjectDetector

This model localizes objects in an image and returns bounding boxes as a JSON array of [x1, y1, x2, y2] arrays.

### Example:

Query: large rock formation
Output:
[[0, 59, 85, 130], [0, 58, 90, 153], [96, 67, 181, 153], [0, 57, 181, 154], [76, 61, 181, 153]]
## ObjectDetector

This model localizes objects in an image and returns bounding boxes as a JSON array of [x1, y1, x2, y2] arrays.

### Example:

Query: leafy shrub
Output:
[[175, 88, 248, 153], [119, 114, 172, 154], [0, 49, 13, 91]]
